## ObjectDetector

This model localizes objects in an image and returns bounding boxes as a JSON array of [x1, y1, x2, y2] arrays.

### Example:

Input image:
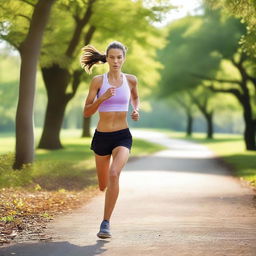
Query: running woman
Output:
[[80, 41, 140, 239]]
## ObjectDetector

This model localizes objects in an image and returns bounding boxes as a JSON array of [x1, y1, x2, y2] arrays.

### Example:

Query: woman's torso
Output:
[[96, 72, 131, 132], [97, 112, 128, 132]]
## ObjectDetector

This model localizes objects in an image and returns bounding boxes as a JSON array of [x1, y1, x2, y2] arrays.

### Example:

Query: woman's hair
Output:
[[80, 41, 127, 74]]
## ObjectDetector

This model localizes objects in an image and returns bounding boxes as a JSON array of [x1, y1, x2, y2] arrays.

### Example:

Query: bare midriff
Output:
[[97, 111, 128, 132]]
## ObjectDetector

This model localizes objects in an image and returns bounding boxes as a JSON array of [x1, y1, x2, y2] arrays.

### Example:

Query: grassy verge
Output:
[[148, 128, 256, 188]]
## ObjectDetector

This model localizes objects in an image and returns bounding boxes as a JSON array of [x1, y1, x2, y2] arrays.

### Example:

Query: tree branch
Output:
[[66, 25, 96, 100], [191, 73, 242, 85], [187, 91, 208, 116], [73, 70, 83, 95], [230, 54, 252, 96], [84, 25, 96, 45], [173, 96, 190, 112], [0, 34, 21, 52], [231, 52, 247, 68], [19, 0, 35, 7], [65, 0, 97, 58], [247, 75, 256, 91], [17, 14, 31, 22], [206, 84, 244, 104], [73, 4, 81, 23]]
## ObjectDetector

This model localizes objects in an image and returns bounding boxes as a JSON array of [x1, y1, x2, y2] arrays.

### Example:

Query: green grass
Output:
[[0, 129, 165, 190]]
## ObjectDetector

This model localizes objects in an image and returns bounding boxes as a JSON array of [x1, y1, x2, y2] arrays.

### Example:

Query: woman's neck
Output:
[[108, 70, 122, 80]]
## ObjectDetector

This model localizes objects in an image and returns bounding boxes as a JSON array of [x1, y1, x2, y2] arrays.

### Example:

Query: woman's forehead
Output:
[[107, 48, 124, 56]]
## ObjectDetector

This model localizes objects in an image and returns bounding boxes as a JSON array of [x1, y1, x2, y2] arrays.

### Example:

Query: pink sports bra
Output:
[[97, 73, 131, 112]]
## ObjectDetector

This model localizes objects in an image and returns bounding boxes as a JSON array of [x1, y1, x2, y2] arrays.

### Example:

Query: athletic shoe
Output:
[[97, 220, 112, 239]]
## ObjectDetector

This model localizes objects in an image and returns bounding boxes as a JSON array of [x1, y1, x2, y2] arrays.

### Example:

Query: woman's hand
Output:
[[102, 87, 116, 100], [131, 109, 139, 121]]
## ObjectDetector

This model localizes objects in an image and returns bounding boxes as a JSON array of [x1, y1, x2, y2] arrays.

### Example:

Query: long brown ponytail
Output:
[[80, 45, 106, 74]]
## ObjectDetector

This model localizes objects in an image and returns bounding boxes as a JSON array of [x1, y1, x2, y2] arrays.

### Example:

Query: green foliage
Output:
[[204, 0, 256, 57], [0, 215, 15, 222], [39, 0, 169, 74], [0, 0, 173, 139], [0, 0, 34, 49], [158, 11, 245, 97], [0, 0, 172, 100], [0, 153, 34, 187]]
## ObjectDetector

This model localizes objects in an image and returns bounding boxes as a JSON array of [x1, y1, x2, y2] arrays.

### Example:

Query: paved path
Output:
[[1, 131, 255, 256]]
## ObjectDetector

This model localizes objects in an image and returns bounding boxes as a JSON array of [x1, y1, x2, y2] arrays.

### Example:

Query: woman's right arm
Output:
[[83, 76, 115, 117]]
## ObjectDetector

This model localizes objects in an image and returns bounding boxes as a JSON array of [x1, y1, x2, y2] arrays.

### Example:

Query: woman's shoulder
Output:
[[90, 74, 104, 88], [124, 73, 138, 86], [91, 74, 104, 83]]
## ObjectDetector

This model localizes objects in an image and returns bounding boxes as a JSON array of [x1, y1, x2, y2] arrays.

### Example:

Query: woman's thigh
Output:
[[110, 146, 130, 175], [95, 154, 111, 189]]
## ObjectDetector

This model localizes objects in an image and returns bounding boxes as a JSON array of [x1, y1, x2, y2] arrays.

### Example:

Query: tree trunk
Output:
[[244, 118, 255, 150], [13, 0, 56, 169], [188, 92, 214, 140], [186, 110, 193, 137], [205, 112, 213, 139], [82, 117, 92, 137], [233, 56, 256, 150], [38, 96, 69, 149], [239, 69, 256, 150], [242, 93, 256, 150], [38, 65, 71, 149], [38, 21, 96, 148], [196, 54, 255, 149], [173, 94, 195, 137]]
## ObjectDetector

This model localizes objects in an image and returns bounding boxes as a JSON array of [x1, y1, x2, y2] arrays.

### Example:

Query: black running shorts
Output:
[[90, 128, 133, 156]]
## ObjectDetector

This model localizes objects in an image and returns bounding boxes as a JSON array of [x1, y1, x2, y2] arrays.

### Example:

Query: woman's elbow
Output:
[[83, 107, 91, 118], [84, 110, 91, 118]]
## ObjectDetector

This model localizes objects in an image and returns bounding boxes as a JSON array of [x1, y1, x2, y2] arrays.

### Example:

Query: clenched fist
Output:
[[131, 109, 139, 121], [102, 87, 116, 100]]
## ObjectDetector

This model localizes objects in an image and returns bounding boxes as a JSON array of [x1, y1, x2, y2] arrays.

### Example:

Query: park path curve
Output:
[[1, 130, 255, 256]]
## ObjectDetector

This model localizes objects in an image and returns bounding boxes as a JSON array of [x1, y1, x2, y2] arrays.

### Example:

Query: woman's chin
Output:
[[111, 67, 120, 71]]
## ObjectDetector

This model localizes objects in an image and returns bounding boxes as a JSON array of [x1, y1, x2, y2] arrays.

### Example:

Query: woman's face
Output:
[[106, 48, 125, 71]]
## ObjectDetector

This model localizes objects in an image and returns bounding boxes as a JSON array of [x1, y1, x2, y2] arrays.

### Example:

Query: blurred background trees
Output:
[[1, 0, 57, 168], [204, 0, 256, 57], [158, 6, 255, 149], [0, 0, 255, 168]]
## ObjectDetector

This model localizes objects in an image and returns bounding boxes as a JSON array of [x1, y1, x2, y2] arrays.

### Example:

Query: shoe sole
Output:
[[97, 232, 112, 239]]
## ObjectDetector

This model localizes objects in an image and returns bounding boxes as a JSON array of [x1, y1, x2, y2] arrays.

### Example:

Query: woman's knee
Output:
[[108, 170, 120, 185], [99, 184, 107, 191]]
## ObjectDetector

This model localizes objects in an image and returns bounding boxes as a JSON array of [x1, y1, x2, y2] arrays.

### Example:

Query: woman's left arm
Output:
[[127, 74, 140, 121]]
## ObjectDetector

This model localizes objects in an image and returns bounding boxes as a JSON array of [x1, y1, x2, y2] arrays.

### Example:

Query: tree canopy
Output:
[[158, 8, 256, 149], [158, 11, 244, 96], [204, 0, 256, 57]]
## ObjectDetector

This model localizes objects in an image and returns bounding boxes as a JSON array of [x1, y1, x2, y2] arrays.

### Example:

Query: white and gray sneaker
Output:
[[97, 220, 112, 239]]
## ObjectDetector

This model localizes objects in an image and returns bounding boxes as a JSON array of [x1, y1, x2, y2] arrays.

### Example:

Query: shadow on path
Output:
[[0, 240, 109, 256]]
